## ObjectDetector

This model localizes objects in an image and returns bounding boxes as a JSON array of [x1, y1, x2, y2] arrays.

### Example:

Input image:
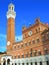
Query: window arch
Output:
[[7, 59, 10, 65]]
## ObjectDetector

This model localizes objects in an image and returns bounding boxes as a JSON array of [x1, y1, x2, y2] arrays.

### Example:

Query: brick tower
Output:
[[6, 3, 16, 51]]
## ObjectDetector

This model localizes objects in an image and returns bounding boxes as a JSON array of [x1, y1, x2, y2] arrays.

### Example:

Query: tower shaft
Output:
[[7, 17, 15, 44]]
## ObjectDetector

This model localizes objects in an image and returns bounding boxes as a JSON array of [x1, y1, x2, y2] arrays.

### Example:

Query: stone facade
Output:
[[0, 3, 49, 65]]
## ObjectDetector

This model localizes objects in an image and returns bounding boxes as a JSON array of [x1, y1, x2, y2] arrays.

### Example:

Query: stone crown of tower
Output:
[[7, 3, 16, 19]]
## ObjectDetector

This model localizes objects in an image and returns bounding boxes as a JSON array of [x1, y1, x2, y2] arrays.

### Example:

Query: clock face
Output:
[[7, 41, 10, 46], [28, 31, 32, 36]]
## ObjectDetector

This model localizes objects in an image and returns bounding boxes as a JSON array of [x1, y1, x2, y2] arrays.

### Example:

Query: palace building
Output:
[[0, 3, 49, 65]]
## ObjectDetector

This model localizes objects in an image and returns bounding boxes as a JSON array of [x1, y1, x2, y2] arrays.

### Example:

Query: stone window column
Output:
[[17, 63, 18, 65], [13, 63, 15, 65], [6, 59, 7, 65], [37, 62, 40, 65], [29, 63, 30, 65], [1, 61, 3, 65], [20, 63, 22, 65], [33, 62, 35, 65], [24, 63, 27, 65], [42, 61, 47, 65]]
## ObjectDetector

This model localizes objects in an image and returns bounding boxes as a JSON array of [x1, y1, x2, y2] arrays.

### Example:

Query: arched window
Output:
[[36, 39, 40, 43], [18, 55, 20, 58], [38, 51, 41, 55], [47, 34, 49, 39], [32, 40, 35, 44], [26, 53, 28, 57], [18, 63, 20, 65], [44, 48, 48, 54], [22, 55, 24, 58], [12, 63, 13, 65], [34, 50, 37, 56], [36, 29, 38, 33], [30, 52, 32, 57], [7, 59, 10, 65]]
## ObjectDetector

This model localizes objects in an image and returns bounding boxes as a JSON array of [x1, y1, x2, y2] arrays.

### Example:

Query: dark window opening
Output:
[[44, 49, 48, 54], [22, 55, 24, 58], [12, 7, 13, 10], [34, 51, 37, 56], [35, 62, 37, 65], [21, 45, 23, 47], [32, 40, 35, 44], [30, 48, 32, 51], [30, 52, 32, 57], [27, 63, 28, 65], [38, 51, 41, 55], [15, 63, 17, 65], [18, 55, 20, 58], [40, 62, 42, 65], [36, 29, 38, 33], [42, 36, 46, 42], [18, 63, 20, 65], [14, 56, 16, 59], [36, 39, 40, 43], [47, 34, 49, 39], [46, 61, 49, 65], [26, 53, 28, 57], [22, 63, 24, 65], [30, 62, 32, 65]]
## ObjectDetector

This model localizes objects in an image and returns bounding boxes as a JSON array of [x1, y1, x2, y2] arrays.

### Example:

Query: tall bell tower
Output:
[[6, 3, 16, 47]]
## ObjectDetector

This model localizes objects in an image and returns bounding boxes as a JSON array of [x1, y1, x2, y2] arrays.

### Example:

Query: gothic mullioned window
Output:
[[15, 63, 17, 65], [18, 55, 20, 58], [22, 55, 24, 58], [26, 63, 28, 65], [36, 29, 38, 33], [21, 44, 23, 47], [22, 63, 24, 65], [42, 35, 46, 42], [26, 53, 28, 57], [13, 45, 16, 50], [34, 50, 37, 56], [32, 40, 35, 44], [36, 39, 40, 43], [38, 51, 41, 55], [46, 61, 49, 65], [47, 34, 49, 39], [30, 62, 32, 65], [30, 52, 32, 57], [28, 41, 31, 45], [44, 48, 48, 54], [35, 62, 37, 65], [14, 56, 16, 59], [40, 62, 42, 65]]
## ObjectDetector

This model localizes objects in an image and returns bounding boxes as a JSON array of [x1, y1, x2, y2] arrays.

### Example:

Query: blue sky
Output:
[[0, 0, 49, 52]]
